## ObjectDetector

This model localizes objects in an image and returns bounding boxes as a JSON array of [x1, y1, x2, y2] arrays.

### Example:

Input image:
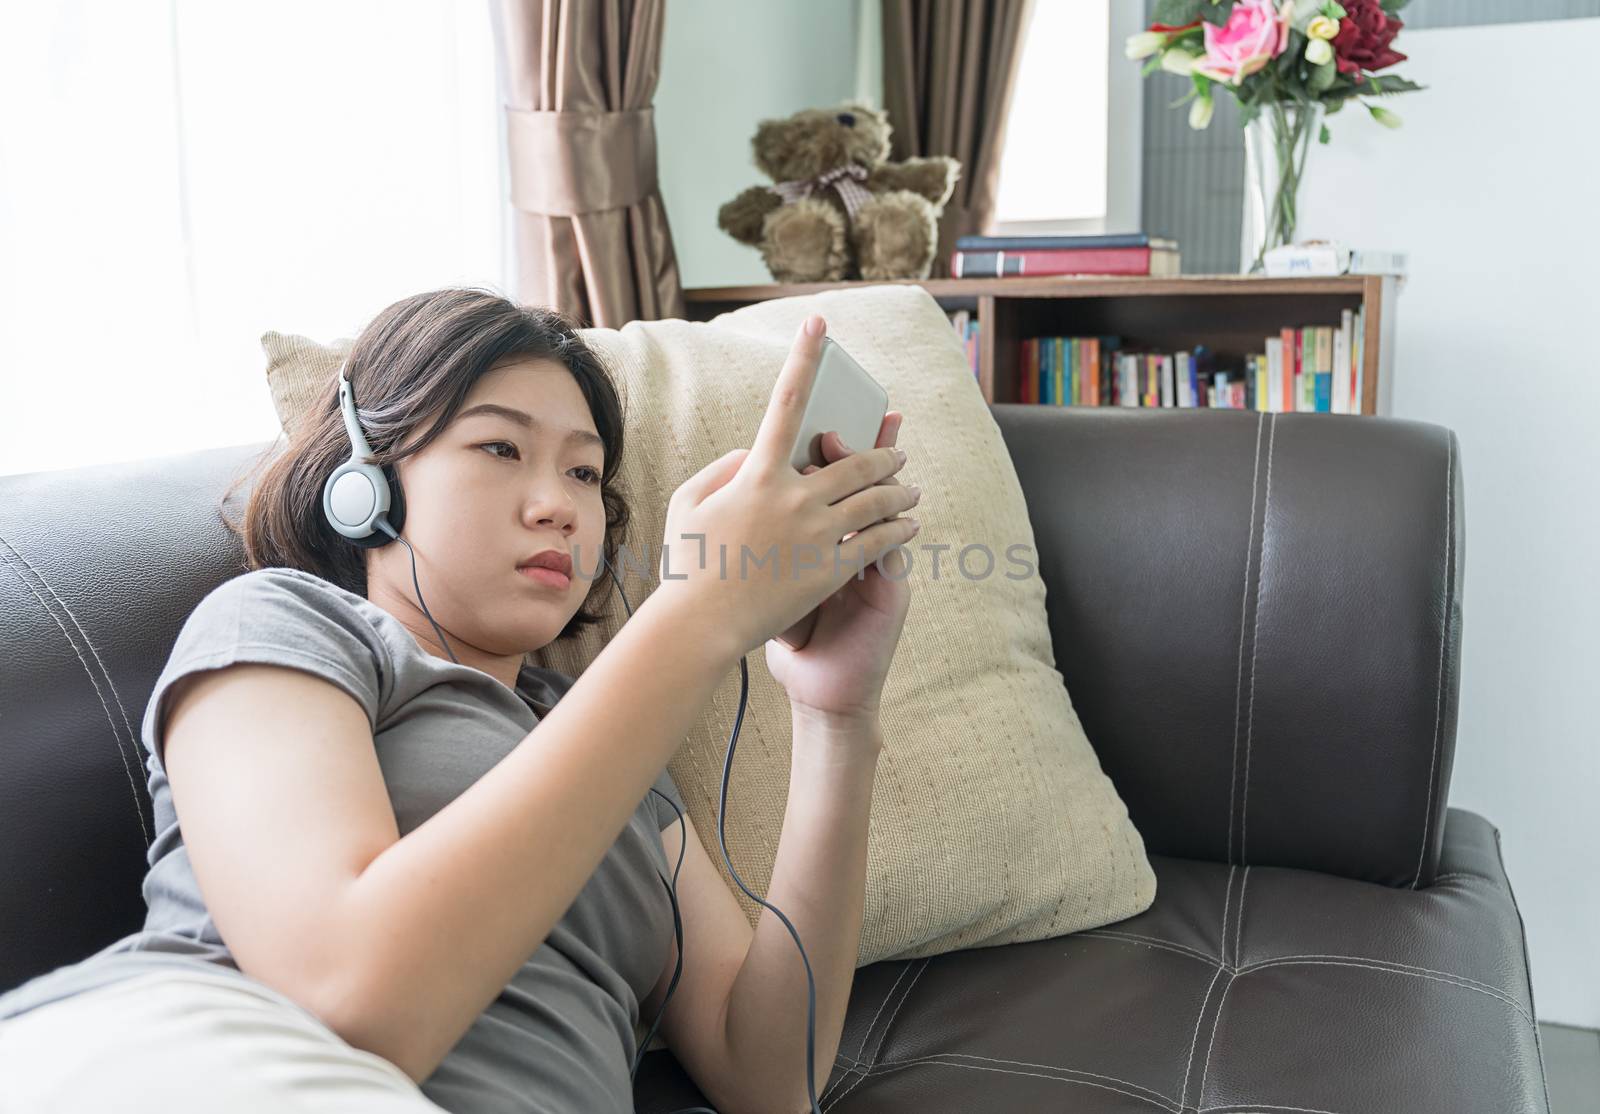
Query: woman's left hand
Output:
[[765, 410, 916, 724]]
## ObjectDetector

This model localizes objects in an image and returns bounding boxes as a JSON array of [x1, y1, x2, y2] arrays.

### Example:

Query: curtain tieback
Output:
[[770, 162, 873, 222], [505, 106, 658, 217]]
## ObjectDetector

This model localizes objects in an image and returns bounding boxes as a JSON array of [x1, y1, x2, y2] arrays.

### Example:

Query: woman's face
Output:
[[369, 357, 608, 662]]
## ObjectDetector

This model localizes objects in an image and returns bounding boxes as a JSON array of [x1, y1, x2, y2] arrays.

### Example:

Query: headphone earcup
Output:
[[340, 464, 404, 551], [323, 458, 402, 550]]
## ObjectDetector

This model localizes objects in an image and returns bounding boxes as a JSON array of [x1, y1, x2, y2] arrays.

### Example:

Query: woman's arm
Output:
[[717, 706, 882, 1112], [320, 588, 737, 1082]]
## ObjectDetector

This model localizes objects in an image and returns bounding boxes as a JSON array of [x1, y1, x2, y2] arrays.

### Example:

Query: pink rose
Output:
[[1194, 0, 1291, 86]]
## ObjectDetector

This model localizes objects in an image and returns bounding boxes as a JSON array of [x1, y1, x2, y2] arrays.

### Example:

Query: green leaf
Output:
[[1199, 0, 1237, 28], [1154, 0, 1204, 25], [1309, 58, 1337, 93], [1239, 99, 1264, 127], [1319, 123, 1332, 143], [1325, 1, 1347, 16], [1380, 0, 1411, 12], [1361, 75, 1425, 96]]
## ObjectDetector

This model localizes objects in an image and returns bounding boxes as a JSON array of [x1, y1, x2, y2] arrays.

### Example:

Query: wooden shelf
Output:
[[682, 274, 1401, 415]]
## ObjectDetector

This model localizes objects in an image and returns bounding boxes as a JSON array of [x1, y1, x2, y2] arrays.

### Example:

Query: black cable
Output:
[[382, 523, 819, 1114], [376, 518, 459, 665], [607, 558, 822, 1114]]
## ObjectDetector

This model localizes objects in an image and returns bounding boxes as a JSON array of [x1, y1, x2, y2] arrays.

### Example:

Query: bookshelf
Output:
[[682, 274, 1400, 415]]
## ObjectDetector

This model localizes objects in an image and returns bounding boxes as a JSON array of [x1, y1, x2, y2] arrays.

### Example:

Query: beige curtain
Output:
[[489, 0, 684, 327], [881, 0, 1032, 279]]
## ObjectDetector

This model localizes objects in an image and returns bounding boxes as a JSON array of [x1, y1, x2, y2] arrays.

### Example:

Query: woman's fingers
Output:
[[835, 478, 920, 538]]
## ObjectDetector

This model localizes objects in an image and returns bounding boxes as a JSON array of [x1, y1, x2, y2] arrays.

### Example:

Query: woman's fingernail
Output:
[[805, 315, 825, 337], [895, 447, 907, 464]]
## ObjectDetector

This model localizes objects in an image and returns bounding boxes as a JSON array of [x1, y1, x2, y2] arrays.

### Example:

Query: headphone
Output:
[[324, 363, 824, 1114]]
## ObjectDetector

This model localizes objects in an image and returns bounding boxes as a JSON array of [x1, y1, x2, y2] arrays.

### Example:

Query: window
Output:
[[0, 1, 509, 478], [990, 0, 1143, 236]]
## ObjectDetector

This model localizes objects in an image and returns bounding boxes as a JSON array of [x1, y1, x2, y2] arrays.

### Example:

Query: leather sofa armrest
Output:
[[993, 407, 1463, 888]]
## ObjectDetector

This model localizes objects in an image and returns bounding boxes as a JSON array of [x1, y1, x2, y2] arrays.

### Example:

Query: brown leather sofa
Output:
[[0, 407, 1550, 1113]]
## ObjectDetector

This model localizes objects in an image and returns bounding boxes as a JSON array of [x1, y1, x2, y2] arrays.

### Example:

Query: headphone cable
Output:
[[383, 526, 821, 1114]]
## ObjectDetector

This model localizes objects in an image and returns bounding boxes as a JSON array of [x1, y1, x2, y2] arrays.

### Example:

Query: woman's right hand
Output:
[[651, 314, 920, 661]]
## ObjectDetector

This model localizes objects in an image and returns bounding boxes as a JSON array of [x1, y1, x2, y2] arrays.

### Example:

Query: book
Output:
[[1317, 325, 1334, 413], [955, 233, 1177, 251], [951, 245, 1180, 278], [946, 309, 980, 381], [1014, 325, 1360, 414], [1263, 241, 1407, 277]]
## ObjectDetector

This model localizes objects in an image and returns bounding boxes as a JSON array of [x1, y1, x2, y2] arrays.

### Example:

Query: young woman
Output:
[[0, 288, 919, 1114]]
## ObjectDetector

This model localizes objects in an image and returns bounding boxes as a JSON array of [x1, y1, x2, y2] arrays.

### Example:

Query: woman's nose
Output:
[[524, 485, 578, 531]]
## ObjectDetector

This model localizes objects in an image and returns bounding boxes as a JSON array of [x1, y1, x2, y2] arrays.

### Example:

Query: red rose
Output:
[[1331, 0, 1407, 82]]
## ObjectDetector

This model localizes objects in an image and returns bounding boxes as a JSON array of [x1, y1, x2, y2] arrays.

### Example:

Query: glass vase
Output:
[[1240, 100, 1324, 275]]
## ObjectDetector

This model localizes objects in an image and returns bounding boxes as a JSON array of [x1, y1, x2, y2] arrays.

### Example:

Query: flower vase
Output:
[[1240, 100, 1324, 275]]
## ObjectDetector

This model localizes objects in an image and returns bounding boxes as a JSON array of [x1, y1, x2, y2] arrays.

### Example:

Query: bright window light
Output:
[[0, 1, 508, 478], [991, 0, 1110, 225]]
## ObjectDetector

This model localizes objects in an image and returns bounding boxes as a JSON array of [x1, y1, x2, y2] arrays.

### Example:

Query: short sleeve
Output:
[[650, 766, 687, 833], [140, 567, 389, 768]]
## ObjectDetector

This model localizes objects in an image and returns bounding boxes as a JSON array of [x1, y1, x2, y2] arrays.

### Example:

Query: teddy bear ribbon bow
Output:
[[771, 162, 873, 222]]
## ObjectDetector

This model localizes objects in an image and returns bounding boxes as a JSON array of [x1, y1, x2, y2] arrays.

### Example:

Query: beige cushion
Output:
[[260, 283, 1156, 965]]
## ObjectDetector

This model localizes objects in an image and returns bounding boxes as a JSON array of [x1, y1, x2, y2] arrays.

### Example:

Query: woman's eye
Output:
[[573, 466, 602, 486], [482, 441, 519, 460]]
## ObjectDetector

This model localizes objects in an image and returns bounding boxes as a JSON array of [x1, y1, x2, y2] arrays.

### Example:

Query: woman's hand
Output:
[[651, 315, 921, 663], [765, 410, 916, 725]]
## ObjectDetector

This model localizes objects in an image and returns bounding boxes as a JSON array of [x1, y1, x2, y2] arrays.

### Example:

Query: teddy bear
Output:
[[717, 101, 961, 284]]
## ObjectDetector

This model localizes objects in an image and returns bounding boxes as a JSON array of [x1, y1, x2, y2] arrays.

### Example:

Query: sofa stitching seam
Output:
[[836, 1050, 1180, 1108], [831, 1055, 1179, 1112], [1237, 956, 1533, 1025], [1184, 960, 1228, 1107], [0, 533, 151, 844], [818, 958, 915, 1106], [1243, 412, 1276, 865], [823, 957, 928, 1111], [1229, 411, 1267, 866]]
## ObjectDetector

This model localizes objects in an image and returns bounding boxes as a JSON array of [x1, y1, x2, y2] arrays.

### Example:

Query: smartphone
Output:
[[775, 335, 890, 652]]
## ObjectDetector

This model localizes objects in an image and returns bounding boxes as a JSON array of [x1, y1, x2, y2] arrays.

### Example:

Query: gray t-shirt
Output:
[[0, 566, 688, 1114]]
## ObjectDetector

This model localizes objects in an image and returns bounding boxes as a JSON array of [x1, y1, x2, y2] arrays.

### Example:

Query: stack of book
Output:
[[1017, 307, 1366, 413], [950, 233, 1180, 278]]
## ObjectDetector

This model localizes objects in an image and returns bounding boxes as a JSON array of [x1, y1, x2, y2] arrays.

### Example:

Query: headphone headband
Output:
[[337, 363, 377, 461]]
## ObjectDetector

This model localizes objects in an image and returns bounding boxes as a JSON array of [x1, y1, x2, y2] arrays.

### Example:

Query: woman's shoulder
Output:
[[143, 567, 396, 757], [205, 565, 369, 615]]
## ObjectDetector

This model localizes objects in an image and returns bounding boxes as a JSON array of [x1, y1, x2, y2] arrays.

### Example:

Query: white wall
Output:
[[1297, 20, 1600, 1027], [655, 0, 868, 289]]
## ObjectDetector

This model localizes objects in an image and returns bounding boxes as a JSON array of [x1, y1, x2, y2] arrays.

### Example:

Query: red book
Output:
[[951, 246, 1177, 278], [1279, 326, 1295, 413]]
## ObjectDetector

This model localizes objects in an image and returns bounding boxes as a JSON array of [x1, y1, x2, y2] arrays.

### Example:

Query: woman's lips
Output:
[[517, 565, 570, 589]]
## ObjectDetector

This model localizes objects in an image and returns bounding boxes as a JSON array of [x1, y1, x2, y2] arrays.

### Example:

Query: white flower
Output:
[[1307, 15, 1340, 40], [1305, 37, 1334, 65], [1160, 49, 1201, 76], [1125, 31, 1166, 60], [1368, 104, 1403, 129], [1189, 96, 1215, 130]]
